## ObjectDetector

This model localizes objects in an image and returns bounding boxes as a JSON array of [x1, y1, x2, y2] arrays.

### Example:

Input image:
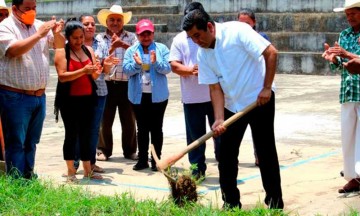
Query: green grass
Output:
[[0, 175, 287, 216]]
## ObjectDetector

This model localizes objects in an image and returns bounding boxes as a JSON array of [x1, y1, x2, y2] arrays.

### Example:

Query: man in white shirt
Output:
[[169, 2, 220, 180], [182, 8, 283, 209]]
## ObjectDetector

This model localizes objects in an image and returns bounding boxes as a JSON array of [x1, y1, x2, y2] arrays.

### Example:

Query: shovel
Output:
[[151, 101, 257, 176]]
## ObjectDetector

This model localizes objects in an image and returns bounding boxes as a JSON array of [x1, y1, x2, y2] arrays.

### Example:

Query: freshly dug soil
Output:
[[169, 174, 198, 206]]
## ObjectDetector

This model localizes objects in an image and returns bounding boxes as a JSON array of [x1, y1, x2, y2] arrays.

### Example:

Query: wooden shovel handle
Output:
[[178, 102, 257, 156]]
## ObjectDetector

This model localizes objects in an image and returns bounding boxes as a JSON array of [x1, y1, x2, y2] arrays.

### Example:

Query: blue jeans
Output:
[[183, 101, 220, 175], [90, 96, 106, 164], [0, 89, 45, 178]]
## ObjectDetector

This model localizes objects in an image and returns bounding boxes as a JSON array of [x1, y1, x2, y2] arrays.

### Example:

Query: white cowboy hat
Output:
[[334, 0, 360, 12], [0, 0, 11, 13], [97, 5, 132, 27]]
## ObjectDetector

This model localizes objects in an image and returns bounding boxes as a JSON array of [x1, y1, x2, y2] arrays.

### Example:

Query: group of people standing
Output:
[[2, 0, 360, 212], [0, 0, 289, 210]]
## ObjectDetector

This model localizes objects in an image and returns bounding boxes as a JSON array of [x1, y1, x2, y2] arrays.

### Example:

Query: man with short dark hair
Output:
[[0, 0, 64, 178], [182, 8, 283, 209], [169, 2, 220, 180]]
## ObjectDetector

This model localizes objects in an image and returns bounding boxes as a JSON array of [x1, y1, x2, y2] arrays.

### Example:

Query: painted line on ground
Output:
[[52, 150, 340, 194]]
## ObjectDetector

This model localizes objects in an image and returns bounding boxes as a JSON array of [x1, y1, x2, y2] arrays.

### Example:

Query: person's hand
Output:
[[257, 87, 271, 106], [192, 64, 198, 76], [326, 42, 349, 59], [38, 20, 56, 38], [109, 33, 128, 54], [51, 16, 64, 35], [82, 62, 98, 74], [322, 42, 347, 64], [343, 58, 360, 74], [150, 50, 156, 64], [211, 119, 226, 137], [94, 62, 103, 74], [133, 52, 142, 65], [104, 54, 119, 67]]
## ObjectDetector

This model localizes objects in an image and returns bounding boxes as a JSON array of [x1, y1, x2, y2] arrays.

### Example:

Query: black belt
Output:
[[106, 80, 127, 84]]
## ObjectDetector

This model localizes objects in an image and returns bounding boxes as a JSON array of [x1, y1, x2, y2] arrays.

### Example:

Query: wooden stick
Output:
[[156, 101, 257, 170]]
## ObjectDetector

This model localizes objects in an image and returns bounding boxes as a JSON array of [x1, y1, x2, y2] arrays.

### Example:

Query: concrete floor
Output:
[[5, 67, 360, 215]]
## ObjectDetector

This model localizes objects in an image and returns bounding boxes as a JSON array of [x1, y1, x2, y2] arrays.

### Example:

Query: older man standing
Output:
[[0, 0, 64, 178], [95, 5, 138, 161], [323, 0, 360, 193]]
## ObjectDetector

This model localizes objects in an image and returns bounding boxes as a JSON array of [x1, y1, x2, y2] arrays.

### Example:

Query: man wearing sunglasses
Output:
[[0, 0, 64, 179]]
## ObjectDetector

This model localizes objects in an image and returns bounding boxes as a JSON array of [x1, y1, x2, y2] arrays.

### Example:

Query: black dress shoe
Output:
[[133, 162, 149, 171], [338, 178, 360, 193]]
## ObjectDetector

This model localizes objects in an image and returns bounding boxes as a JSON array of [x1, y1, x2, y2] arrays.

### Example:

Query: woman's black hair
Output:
[[64, 20, 84, 40]]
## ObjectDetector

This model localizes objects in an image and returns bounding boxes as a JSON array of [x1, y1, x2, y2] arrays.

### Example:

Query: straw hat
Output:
[[334, 0, 360, 12], [97, 5, 132, 27], [0, 0, 11, 13]]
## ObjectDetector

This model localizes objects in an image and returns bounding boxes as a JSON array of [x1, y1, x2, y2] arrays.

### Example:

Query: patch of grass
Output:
[[0, 175, 287, 215]]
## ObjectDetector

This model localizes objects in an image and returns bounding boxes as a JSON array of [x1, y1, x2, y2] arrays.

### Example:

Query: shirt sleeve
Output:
[[238, 23, 270, 59], [168, 35, 182, 62], [198, 50, 219, 85], [0, 24, 17, 57]]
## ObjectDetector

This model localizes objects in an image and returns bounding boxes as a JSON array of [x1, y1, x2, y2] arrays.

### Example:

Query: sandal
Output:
[[66, 175, 79, 183], [92, 164, 105, 173], [84, 172, 103, 180]]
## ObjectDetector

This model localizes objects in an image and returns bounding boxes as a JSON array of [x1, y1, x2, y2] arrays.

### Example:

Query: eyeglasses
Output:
[[83, 22, 96, 27]]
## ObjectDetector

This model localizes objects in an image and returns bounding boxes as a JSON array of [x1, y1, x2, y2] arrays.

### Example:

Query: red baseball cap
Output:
[[136, 19, 154, 34]]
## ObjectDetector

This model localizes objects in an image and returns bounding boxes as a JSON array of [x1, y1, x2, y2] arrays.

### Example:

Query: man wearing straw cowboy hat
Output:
[[95, 5, 138, 162], [323, 0, 360, 193]]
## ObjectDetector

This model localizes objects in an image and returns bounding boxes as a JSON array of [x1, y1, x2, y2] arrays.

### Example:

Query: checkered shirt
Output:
[[95, 31, 137, 82], [331, 27, 360, 104]]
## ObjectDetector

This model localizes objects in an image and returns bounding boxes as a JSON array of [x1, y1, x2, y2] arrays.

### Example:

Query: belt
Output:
[[0, 84, 45, 96], [106, 80, 127, 84]]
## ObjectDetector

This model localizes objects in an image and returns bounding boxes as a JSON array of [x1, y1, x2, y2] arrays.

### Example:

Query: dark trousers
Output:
[[183, 101, 220, 175], [218, 92, 283, 209], [60, 96, 93, 161], [132, 93, 168, 163], [98, 81, 137, 158]]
